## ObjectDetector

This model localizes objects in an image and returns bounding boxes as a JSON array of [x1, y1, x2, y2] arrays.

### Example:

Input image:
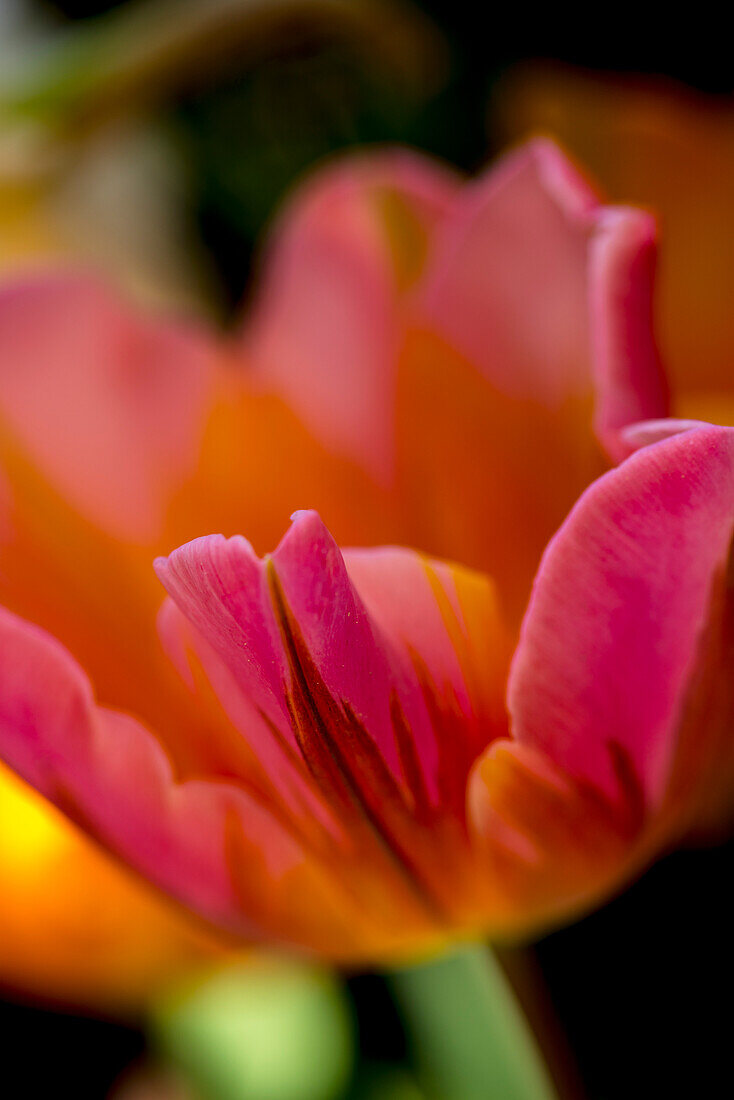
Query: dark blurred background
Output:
[[2, 2, 732, 1097], [23, 0, 734, 310]]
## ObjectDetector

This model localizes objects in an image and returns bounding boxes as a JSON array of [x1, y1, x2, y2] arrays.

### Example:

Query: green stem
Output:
[[387, 943, 561, 1100]]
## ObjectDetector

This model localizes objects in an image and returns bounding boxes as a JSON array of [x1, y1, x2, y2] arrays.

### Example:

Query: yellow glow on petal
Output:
[[0, 764, 70, 876], [0, 763, 222, 1010]]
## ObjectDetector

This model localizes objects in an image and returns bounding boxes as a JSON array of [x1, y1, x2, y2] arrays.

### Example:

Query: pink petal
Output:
[[242, 151, 459, 478], [590, 208, 669, 458], [156, 531, 291, 734], [617, 417, 709, 456], [0, 605, 263, 935], [156, 511, 507, 813], [0, 274, 216, 540], [157, 514, 417, 795], [507, 424, 734, 811], [0, 604, 386, 950], [414, 137, 666, 434]]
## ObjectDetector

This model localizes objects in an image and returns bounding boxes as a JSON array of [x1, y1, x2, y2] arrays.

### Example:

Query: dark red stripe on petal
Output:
[[266, 558, 450, 924]]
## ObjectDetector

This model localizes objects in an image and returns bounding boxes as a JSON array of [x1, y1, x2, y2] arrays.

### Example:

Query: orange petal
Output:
[[164, 372, 396, 557], [467, 741, 643, 938], [395, 327, 605, 625], [0, 763, 219, 1011]]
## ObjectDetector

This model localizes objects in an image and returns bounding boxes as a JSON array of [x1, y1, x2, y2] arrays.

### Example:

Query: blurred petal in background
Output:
[[494, 64, 734, 424]]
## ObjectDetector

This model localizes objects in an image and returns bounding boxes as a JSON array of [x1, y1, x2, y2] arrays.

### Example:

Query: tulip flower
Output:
[[0, 137, 670, 982], [2, 417, 732, 960], [495, 66, 734, 429]]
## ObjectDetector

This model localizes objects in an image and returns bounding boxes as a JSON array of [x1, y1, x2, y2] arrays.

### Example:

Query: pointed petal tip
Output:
[[289, 508, 321, 526], [272, 510, 340, 573], [522, 139, 658, 246], [594, 203, 657, 242], [284, 508, 331, 541], [465, 135, 601, 227], [522, 134, 601, 219]]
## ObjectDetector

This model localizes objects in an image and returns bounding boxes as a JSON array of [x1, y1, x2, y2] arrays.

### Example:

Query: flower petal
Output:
[[394, 328, 604, 624], [343, 543, 511, 779], [0, 604, 376, 953], [156, 512, 510, 945], [617, 417, 710, 455], [0, 506, 511, 957], [0, 605, 240, 928], [467, 739, 644, 937], [507, 424, 734, 817], [243, 151, 458, 478], [496, 66, 734, 401], [0, 762, 217, 1010], [156, 511, 508, 809], [164, 377, 394, 557], [0, 276, 386, 772], [589, 207, 667, 458], [395, 139, 666, 621], [466, 424, 734, 935], [414, 137, 664, 423], [0, 274, 215, 541]]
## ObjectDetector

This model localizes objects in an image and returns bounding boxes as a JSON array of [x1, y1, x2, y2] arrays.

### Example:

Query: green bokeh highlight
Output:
[[151, 959, 354, 1100]]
